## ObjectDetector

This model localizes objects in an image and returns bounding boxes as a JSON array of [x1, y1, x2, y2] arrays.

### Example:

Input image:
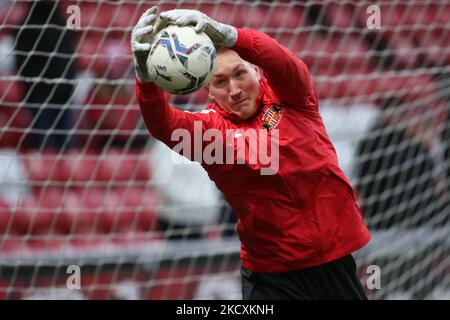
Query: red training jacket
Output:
[[136, 28, 371, 273]]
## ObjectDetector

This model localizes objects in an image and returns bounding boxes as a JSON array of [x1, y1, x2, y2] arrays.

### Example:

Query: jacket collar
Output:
[[206, 76, 280, 123]]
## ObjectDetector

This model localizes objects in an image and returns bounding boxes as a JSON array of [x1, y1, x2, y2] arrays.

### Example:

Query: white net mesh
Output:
[[0, 0, 449, 300]]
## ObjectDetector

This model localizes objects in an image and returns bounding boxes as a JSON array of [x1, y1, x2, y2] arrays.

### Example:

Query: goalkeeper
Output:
[[132, 7, 371, 300]]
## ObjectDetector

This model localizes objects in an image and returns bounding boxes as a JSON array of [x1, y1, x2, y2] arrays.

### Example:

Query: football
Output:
[[147, 25, 216, 95]]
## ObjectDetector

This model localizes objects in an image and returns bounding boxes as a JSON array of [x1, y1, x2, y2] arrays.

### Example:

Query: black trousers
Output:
[[241, 254, 367, 300]]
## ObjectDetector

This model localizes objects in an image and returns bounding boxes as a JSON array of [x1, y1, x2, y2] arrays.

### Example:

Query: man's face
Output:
[[207, 49, 261, 119]]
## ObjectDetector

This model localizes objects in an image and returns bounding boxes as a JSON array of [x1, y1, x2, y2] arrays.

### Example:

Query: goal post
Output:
[[0, 0, 449, 300]]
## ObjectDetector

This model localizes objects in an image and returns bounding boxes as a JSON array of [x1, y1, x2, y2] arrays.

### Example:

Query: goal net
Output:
[[0, 0, 449, 300]]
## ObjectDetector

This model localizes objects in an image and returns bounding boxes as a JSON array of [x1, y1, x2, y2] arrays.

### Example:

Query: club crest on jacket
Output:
[[262, 105, 282, 132]]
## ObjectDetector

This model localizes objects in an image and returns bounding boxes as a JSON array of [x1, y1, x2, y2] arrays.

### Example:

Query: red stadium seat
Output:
[[237, 6, 270, 29], [321, 3, 359, 29], [74, 33, 104, 71], [385, 31, 420, 68], [5, 189, 77, 249], [314, 70, 439, 101], [222, 5, 308, 31], [287, 34, 374, 74], [75, 34, 131, 77], [90, 189, 124, 233], [401, 5, 442, 27], [81, 273, 114, 300], [81, 271, 149, 299], [81, 188, 159, 234], [13, 190, 72, 236], [68, 188, 106, 235], [0, 278, 25, 299], [59, 152, 99, 183], [386, 6, 450, 68], [274, 32, 306, 52], [361, 12, 421, 69], [96, 150, 151, 182], [0, 238, 27, 253], [0, 198, 11, 235], [76, 1, 110, 30], [95, 2, 121, 29], [0, 79, 23, 102], [110, 3, 139, 30], [22, 150, 152, 187], [21, 152, 64, 185], [413, 27, 450, 66], [43, 186, 160, 236], [80, 87, 141, 150], [0, 1, 27, 35], [145, 267, 201, 300], [265, 6, 307, 30], [119, 188, 161, 232], [196, 3, 241, 27], [52, 188, 128, 237], [98, 38, 132, 78], [331, 35, 375, 72]]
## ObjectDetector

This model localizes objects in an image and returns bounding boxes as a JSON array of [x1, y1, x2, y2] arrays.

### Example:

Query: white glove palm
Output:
[[131, 6, 170, 83], [159, 9, 237, 47]]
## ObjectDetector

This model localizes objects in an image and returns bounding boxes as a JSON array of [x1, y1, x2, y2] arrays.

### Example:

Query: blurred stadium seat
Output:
[[0, 198, 11, 234], [144, 267, 201, 300], [0, 1, 27, 35]]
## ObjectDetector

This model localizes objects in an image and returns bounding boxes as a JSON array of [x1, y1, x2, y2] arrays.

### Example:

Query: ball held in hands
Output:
[[146, 24, 216, 95]]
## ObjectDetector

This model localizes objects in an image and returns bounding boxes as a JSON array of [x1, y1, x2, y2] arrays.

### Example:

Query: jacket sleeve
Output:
[[232, 29, 318, 109], [136, 80, 221, 159]]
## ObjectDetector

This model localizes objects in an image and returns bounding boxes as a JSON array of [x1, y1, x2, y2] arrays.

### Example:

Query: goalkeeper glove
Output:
[[159, 9, 238, 48], [130, 6, 170, 83]]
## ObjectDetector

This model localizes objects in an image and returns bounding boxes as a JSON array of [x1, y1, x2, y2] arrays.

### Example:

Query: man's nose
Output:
[[229, 80, 241, 98]]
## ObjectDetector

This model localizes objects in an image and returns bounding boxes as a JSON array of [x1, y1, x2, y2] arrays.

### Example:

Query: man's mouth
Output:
[[232, 98, 249, 107]]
